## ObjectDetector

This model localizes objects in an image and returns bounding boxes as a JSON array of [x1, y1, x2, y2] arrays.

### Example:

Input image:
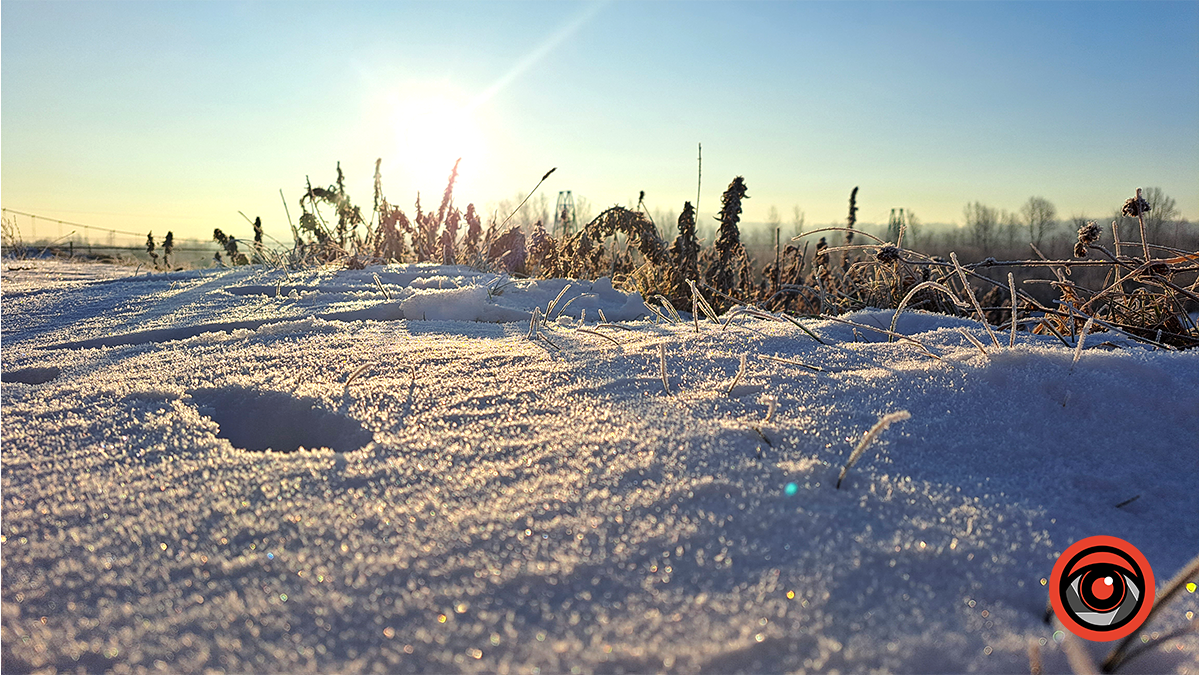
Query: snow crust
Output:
[[2, 260, 1196, 673]]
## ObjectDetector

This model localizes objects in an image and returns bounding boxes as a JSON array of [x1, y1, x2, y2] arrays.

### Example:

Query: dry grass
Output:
[[237, 163, 1196, 349]]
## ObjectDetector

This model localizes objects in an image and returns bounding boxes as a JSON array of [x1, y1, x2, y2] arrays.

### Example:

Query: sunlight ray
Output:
[[469, 1, 609, 111]]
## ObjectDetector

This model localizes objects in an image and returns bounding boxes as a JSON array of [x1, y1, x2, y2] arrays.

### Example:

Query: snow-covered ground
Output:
[[2, 259, 1196, 673]]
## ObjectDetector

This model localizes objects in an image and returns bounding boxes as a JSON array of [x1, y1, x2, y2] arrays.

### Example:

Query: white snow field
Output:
[[1, 259, 1196, 674]]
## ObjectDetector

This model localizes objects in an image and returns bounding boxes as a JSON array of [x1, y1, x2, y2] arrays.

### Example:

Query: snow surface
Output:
[[1, 259, 1197, 674]]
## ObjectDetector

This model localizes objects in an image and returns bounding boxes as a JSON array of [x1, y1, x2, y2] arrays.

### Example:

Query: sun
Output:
[[385, 88, 486, 195]]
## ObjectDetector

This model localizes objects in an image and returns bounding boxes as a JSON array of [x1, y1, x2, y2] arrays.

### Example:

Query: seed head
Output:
[[1121, 195, 1151, 218], [1073, 220, 1101, 258], [876, 245, 902, 264]]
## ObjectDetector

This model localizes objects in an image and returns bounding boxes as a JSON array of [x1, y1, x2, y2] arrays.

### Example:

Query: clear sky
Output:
[[3, 0, 1197, 244]]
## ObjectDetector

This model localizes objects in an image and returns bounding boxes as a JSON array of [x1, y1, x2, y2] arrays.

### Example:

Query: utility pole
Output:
[[554, 191, 577, 238]]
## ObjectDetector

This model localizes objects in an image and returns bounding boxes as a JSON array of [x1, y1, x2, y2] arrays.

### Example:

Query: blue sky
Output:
[[3, 1, 1197, 243]]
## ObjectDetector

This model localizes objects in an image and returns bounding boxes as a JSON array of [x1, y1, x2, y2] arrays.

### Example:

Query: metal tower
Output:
[[886, 208, 907, 244], [554, 191, 577, 238]]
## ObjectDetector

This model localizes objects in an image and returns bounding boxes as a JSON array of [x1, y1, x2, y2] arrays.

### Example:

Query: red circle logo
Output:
[[1049, 535, 1155, 641]]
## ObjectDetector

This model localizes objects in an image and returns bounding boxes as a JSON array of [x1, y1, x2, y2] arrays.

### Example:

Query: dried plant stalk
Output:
[[576, 328, 622, 350], [1102, 556, 1200, 672], [373, 273, 390, 300], [950, 252, 1001, 347], [1070, 315, 1097, 372], [725, 354, 748, 396], [1008, 272, 1018, 347], [762, 395, 778, 423], [345, 363, 371, 387], [1060, 630, 1098, 675], [836, 410, 911, 489], [658, 343, 670, 394], [889, 280, 970, 339], [688, 280, 720, 324], [546, 283, 572, 322], [759, 354, 824, 372], [957, 328, 989, 358]]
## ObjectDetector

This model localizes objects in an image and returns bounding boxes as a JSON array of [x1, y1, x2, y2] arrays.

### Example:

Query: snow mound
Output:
[[399, 285, 530, 322]]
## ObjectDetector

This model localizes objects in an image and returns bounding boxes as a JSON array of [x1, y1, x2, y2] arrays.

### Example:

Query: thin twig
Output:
[[554, 294, 582, 321], [762, 395, 778, 422], [1038, 318, 1073, 348], [793, 226, 888, 245], [499, 167, 556, 231], [759, 354, 824, 372], [538, 332, 562, 351], [527, 307, 541, 340], [776, 311, 828, 345], [1113, 495, 1140, 508], [575, 328, 623, 350], [651, 294, 683, 323], [818, 314, 940, 360]]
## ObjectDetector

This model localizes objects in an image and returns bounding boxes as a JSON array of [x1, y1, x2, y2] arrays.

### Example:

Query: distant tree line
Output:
[[913, 188, 1194, 262]]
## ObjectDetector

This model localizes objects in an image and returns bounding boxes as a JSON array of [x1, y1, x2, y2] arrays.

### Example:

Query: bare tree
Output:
[[653, 208, 678, 236], [1001, 209, 1022, 250], [963, 202, 999, 251], [903, 211, 920, 247], [574, 195, 594, 229], [1020, 196, 1057, 248], [1140, 187, 1180, 243], [791, 206, 806, 237]]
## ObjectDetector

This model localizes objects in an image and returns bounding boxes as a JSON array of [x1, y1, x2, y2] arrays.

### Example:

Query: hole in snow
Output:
[[188, 387, 373, 453], [2, 366, 62, 384]]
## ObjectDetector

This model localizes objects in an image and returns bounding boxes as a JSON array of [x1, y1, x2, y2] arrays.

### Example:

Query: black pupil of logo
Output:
[[1059, 546, 1145, 632]]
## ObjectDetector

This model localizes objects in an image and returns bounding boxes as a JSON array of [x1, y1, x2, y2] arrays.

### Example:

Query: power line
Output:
[[1, 244, 219, 253], [2, 208, 149, 238], [3, 207, 292, 246]]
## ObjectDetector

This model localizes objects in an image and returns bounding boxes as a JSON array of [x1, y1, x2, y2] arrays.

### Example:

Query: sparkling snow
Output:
[[2, 259, 1196, 673]]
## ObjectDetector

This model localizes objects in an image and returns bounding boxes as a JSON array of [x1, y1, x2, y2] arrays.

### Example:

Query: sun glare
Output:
[[386, 91, 486, 195]]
